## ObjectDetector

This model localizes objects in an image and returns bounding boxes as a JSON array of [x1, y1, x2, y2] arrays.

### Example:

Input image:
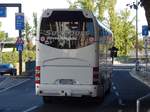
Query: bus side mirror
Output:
[[109, 47, 118, 57]]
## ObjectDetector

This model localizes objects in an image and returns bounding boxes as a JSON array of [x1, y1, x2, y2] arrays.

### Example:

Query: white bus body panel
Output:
[[36, 85, 103, 97], [36, 43, 103, 97]]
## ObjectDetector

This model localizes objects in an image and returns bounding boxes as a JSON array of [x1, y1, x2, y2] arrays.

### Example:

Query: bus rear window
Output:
[[39, 11, 95, 49]]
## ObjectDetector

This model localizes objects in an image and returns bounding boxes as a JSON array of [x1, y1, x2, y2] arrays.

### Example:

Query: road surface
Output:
[[0, 70, 150, 112]]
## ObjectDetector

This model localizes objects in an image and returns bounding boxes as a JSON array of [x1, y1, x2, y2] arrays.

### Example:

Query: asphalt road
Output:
[[0, 70, 150, 112]]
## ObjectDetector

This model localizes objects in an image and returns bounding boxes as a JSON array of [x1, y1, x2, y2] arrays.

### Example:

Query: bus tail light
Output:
[[35, 66, 40, 84], [93, 67, 99, 85]]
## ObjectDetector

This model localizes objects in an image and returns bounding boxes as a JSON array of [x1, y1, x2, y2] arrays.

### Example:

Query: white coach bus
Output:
[[35, 9, 113, 103]]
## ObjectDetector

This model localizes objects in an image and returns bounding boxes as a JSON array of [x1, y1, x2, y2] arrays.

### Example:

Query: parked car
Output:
[[0, 64, 17, 76]]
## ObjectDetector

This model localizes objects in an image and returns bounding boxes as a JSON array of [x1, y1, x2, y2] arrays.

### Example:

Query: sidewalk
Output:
[[130, 68, 150, 88]]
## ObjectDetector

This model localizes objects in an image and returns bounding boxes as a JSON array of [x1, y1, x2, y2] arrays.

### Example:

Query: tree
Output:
[[68, 0, 96, 12], [97, 0, 109, 21], [0, 22, 7, 41], [32, 12, 38, 36], [110, 9, 136, 56], [68, 0, 110, 21], [141, 0, 150, 28], [22, 19, 33, 50], [67, 0, 136, 56]]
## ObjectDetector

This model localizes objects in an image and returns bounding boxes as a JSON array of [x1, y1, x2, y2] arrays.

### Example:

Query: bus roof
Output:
[[41, 9, 94, 19], [97, 20, 112, 35]]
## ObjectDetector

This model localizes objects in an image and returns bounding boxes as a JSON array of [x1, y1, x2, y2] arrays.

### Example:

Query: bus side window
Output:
[[86, 22, 94, 36]]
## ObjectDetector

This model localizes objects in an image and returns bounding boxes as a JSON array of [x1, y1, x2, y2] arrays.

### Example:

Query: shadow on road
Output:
[[33, 97, 103, 112]]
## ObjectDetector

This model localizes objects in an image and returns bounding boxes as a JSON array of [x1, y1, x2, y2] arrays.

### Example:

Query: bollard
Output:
[[136, 99, 140, 112], [136, 93, 150, 112]]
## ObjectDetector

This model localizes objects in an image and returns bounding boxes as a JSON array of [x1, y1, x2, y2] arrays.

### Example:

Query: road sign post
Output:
[[0, 3, 23, 75], [142, 25, 149, 72]]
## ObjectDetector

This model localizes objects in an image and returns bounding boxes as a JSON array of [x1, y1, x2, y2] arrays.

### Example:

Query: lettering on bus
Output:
[[40, 30, 90, 38], [40, 30, 95, 49]]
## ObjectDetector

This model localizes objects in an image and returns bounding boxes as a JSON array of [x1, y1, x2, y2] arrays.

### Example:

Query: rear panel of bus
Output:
[[35, 10, 103, 97]]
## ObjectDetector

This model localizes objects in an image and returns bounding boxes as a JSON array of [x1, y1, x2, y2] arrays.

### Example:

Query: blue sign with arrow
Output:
[[16, 44, 23, 51]]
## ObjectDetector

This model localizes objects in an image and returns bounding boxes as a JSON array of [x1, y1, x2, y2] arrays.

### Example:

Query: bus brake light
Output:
[[93, 67, 99, 85], [35, 66, 40, 84]]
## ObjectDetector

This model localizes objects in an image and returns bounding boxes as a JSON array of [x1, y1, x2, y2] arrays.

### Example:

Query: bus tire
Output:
[[43, 96, 52, 104], [107, 80, 112, 94], [107, 84, 111, 93], [92, 96, 103, 104]]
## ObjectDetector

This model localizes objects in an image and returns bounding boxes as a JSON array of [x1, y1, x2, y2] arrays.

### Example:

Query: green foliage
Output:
[[2, 51, 18, 65], [22, 20, 34, 50], [97, 0, 109, 21], [138, 39, 144, 51], [0, 22, 7, 41], [68, 0, 96, 12], [23, 20, 32, 40], [67, 0, 136, 56], [32, 12, 38, 36], [0, 31, 6, 41], [68, 0, 108, 20], [22, 50, 36, 62], [0, 21, 8, 42], [111, 9, 136, 56], [2, 50, 36, 65]]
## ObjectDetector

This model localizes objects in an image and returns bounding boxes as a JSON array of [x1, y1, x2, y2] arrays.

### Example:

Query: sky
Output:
[[0, 0, 147, 37]]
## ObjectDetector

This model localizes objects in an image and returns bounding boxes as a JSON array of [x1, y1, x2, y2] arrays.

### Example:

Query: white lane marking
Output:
[[0, 79, 30, 93], [22, 106, 38, 112], [118, 99, 125, 106], [115, 92, 119, 96], [0, 77, 9, 85], [113, 86, 116, 90]]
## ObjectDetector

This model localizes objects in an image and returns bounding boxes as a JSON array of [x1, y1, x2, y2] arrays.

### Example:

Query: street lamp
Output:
[[126, 0, 141, 71]]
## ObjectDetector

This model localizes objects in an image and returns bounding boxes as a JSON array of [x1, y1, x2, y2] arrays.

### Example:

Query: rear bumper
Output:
[[36, 84, 103, 97]]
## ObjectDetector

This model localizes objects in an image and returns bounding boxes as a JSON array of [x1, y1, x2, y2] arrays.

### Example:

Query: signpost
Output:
[[142, 25, 149, 71], [0, 3, 23, 75]]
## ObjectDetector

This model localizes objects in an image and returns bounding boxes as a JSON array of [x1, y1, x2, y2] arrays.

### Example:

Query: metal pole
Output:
[[0, 43, 2, 63], [18, 5, 22, 75], [135, 0, 139, 71], [145, 38, 148, 71], [136, 93, 150, 112], [112, 56, 114, 65], [136, 100, 140, 112]]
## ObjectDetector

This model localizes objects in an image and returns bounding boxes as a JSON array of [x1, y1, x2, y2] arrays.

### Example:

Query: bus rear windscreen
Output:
[[39, 11, 95, 49]]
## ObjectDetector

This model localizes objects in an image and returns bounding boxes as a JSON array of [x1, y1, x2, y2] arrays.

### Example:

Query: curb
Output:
[[130, 69, 150, 88]]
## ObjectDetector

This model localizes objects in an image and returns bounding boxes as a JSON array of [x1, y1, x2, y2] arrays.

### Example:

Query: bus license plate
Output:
[[59, 79, 73, 85]]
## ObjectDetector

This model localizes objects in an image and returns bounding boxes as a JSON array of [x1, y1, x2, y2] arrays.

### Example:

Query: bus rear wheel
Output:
[[43, 96, 52, 104]]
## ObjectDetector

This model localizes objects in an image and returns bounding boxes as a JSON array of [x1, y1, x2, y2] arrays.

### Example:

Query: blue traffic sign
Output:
[[142, 25, 149, 36], [0, 7, 6, 17], [16, 44, 23, 51], [15, 13, 24, 30]]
